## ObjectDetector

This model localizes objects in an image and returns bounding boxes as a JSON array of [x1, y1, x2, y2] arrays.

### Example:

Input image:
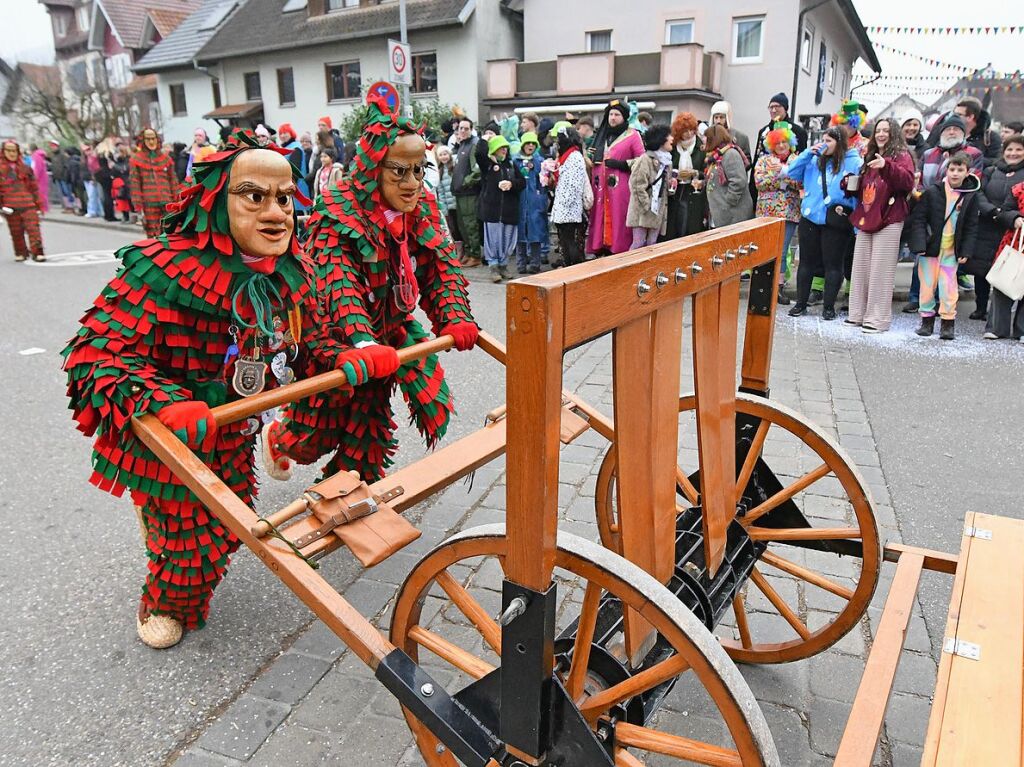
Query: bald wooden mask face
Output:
[[379, 133, 427, 213], [227, 149, 296, 260]]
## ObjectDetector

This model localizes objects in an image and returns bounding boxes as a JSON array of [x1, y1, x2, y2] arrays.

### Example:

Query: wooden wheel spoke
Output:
[[580, 654, 690, 719], [732, 594, 752, 649], [761, 550, 855, 600], [614, 722, 743, 766], [407, 625, 494, 680], [747, 526, 862, 542], [743, 461, 832, 524], [734, 419, 771, 506], [675, 465, 700, 507], [749, 568, 811, 641], [566, 581, 603, 702], [435, 570, 501, 654]]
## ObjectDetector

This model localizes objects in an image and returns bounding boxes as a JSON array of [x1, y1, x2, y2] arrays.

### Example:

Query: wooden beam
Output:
[[835, 552, 924, 765]]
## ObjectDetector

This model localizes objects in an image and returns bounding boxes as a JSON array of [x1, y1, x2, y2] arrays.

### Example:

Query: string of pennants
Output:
[[871, 43, 1011, 76], [867, 26, 1023, 35]]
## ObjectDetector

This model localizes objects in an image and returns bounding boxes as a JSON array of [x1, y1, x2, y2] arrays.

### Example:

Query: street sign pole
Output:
[[399, 0, 411, 117]]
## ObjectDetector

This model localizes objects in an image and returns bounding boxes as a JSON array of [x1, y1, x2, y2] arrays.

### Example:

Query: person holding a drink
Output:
[[754, 122, 802, 305]]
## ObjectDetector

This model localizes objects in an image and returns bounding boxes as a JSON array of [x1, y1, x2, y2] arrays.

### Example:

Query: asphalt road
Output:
[[1, 218, 1020, 765], [0, 218, 508, 767]]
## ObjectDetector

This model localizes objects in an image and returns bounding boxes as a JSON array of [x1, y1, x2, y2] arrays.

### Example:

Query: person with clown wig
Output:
[[754, 122, 802, 305], [63, 131, 315, 648], [263, 92, 477, 485]]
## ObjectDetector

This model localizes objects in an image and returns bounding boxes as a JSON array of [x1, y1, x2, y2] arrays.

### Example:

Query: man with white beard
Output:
[[918, 114, 983, 190]]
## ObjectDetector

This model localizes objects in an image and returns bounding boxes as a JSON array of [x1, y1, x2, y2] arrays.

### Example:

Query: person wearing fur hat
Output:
[[900, 109, 928, 161], [129, 128, 181, 237], [514, 131, 548, 274], [263, 93, 478, 484], [750, 93, 808, 203], [63, 131, 314, 647], [1, 138, 46, 261], [924, 98, 1002, 165], [709, 100, 751, 163], [587, 98, 645, 256], [754, 123, 802, 304], [479, 134, 526, 281]]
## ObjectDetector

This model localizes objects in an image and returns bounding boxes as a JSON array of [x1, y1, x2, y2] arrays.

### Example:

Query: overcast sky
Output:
[[2, 0, 1021, 114]]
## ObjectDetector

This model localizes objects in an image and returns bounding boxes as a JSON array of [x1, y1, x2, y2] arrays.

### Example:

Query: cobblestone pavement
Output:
[[170, 294, 939, 767]]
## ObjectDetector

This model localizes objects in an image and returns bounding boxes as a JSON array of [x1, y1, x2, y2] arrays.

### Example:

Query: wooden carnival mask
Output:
[[380, 133, 427, 214], [142, 130, 160, 151], [227, 149, 296, 260]]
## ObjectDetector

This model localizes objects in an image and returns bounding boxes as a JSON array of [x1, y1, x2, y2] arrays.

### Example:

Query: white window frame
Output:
[[828, 56, 837, 92], [800, 24, 814, 73], [53, 13, 69, 37], [76, 5, 90, 32], [840, 70, 848, 98], [664, 19, 695, 46], [326, 0, 359, 11], [586, 30, 613, 53], [732, 15, 765, 64]]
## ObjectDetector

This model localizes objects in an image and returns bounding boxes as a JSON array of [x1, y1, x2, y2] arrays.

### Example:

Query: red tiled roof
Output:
[[97, 0, 202, 49], [146, 8, 192, 37]]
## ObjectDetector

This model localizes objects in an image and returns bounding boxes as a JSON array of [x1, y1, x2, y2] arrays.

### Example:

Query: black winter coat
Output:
[[970, 159, 1024, 273], [662, 143, 708, 240], [477, 155, 526, 224], [908, 175, 981, 260]]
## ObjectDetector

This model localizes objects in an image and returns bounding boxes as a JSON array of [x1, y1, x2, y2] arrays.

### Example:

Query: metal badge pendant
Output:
[[232, 357, 268, 397]]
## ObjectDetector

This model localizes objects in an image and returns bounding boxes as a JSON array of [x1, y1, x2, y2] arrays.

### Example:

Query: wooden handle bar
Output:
[[211, 335, 455, 427]]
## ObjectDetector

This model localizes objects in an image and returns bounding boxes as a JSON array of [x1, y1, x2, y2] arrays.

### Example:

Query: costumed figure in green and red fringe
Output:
[[129, 127, 182, 237], [263, 92, 478, 483], [63, 132, 312, 648]]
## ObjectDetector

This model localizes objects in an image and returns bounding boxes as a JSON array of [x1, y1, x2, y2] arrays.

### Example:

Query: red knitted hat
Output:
[[318, 116, 333, 129]]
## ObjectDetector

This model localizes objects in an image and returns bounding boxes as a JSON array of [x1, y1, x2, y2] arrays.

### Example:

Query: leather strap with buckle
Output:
[[292, 486, 404, 549]]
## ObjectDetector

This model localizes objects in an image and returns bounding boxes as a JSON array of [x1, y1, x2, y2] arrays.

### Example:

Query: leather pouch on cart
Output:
[[292, 471, 419, 567]]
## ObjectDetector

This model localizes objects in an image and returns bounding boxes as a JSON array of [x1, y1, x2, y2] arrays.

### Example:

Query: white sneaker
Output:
[[982, 332, 999, 340], [861, 326, 882, 334]]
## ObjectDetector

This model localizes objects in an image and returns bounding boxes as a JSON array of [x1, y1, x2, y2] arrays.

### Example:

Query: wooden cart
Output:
[[131, 218, 1024, 766]]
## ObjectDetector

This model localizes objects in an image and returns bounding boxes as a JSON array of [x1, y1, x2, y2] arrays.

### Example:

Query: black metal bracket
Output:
[[375, 649, 501, 767], [738, 384, 770, 399], [746, 262, 777, 316], [499, 579, 558, 759]]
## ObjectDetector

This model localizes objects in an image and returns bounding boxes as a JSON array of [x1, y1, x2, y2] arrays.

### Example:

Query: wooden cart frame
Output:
[[131, 219, 1022, 766]]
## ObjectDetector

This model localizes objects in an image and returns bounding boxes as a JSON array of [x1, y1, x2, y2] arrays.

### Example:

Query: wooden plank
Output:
[[883, 542, 958, 575], [613, 313, 660, 657], [921, 512, 975, 765], [691, 282, 739, 575], [649, 301, 685, 582], [924, 513, 1024, 766], [834, 552, 924, 765], [504, 281, 565, 592], [553, 219, 785, 347]]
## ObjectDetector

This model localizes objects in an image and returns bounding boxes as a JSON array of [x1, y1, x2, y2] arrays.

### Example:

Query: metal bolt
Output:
[[674, 267, 688, 283], [636, 279, 652, 296], [725, 250, 737, 261], [435, 744, 446, 754], [711, 256, 724, 269], [655, 272, 669, 288], [690, 263, 703, 275], [596, 725, 609, 742], [736, 245, 749, 255], [420, 683, 435, 697], [748, 242, 759, 252], [499, 596, 528, 626]]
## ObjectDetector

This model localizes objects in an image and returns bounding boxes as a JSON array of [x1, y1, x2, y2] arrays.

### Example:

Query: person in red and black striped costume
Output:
[[1, 139, 45, 262], [129, 128, 181, 237]]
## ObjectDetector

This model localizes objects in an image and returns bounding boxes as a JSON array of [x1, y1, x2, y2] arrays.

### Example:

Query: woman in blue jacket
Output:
[[783, 126, 863, 319]]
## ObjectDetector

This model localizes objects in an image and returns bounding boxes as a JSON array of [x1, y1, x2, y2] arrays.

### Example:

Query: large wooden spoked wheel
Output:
[[390, 524, 780, 766], [595, 393, 881, 665]]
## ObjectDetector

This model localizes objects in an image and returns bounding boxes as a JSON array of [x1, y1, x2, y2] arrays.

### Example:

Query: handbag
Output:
[[986, 226, 1024, 301], [821, 166, 853, 232]]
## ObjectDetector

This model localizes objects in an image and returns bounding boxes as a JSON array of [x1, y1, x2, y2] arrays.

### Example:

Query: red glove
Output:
[[361, 344, 400, 377], [156, 400, 218, 452], [441, 323, 479, 352], [335, 345, 400, 384]]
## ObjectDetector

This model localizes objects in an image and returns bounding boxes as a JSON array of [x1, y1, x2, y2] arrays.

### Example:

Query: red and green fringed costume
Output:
[[62, 133, 311, 630], [129, 132, 181, 237], [273, 95, 475, 481]]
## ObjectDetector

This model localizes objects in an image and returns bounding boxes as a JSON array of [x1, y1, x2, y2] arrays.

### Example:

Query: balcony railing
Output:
[[486, 44, 723, 100]]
